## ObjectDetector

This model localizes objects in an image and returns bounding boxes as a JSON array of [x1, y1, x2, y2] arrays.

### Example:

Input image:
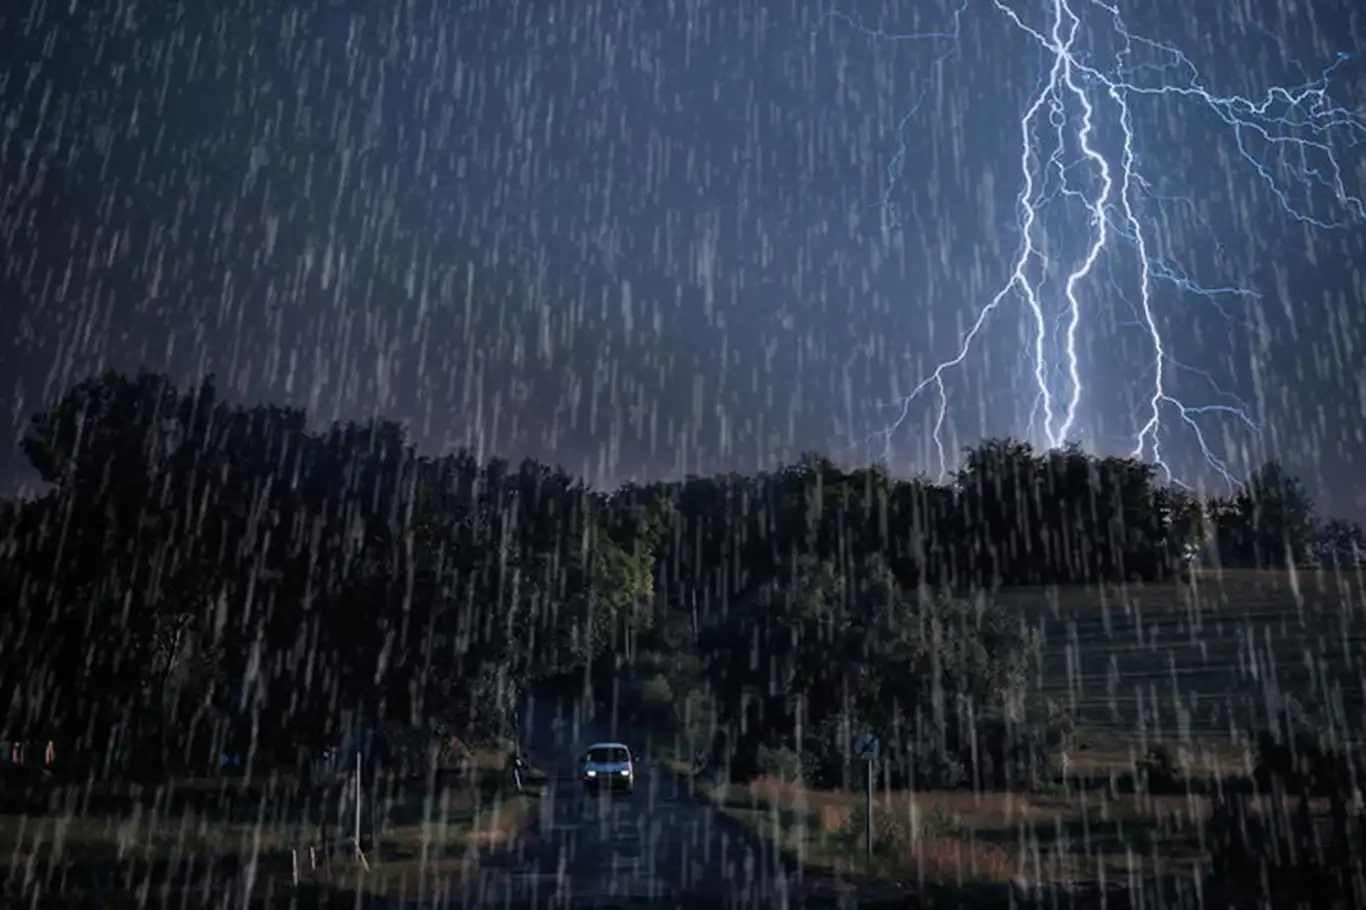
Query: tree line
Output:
[[0, 371, 1358, 782], [0, 372, 656, 777], [607, 439, 1354, 786]]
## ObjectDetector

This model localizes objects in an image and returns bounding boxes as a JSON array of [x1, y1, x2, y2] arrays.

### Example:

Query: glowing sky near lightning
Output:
[[2, 0, 1365, 513], [827, 0, 1365, 488]]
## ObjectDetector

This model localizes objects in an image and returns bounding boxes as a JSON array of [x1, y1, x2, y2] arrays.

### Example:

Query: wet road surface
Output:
[[461, 758, 797, 908], [450, 696, 878, 909]]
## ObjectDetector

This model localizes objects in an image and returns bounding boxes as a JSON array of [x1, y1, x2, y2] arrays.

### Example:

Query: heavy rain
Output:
[[2, 0, 1366, 908]]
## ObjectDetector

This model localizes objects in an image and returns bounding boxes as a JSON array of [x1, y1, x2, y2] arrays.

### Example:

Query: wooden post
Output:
[[353, 751, 370, 872], [864, 758, 874, 861]]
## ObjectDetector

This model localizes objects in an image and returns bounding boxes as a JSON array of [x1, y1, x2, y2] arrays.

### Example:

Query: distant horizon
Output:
[[2, 368, 1355, 525]]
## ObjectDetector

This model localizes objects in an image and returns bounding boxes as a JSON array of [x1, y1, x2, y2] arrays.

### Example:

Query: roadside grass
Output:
[[0, 745, 546, 907], [684, 771, 1208, 888], [685, 770, 1346, 907], [662, 569, 1366, 900]]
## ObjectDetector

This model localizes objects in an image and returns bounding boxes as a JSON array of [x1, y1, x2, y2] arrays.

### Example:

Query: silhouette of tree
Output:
[[1214, 460, 1317, 568], [0, 371, 1341, 785]]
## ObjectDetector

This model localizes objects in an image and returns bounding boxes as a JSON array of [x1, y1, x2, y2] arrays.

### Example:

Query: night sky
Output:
[[2, 0, 1365, 517]]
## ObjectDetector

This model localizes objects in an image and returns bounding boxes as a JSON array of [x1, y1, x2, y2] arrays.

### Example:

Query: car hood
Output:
[[583, 762, 631, 774]]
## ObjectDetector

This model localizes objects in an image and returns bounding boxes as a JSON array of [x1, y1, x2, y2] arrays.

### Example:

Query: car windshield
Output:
[[586, 746, 629, 764]]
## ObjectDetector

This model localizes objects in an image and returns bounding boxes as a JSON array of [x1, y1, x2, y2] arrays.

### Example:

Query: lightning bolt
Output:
[[823, 0, 1364, 486]]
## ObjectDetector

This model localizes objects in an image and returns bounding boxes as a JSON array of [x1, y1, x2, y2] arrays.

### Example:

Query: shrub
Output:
[[639, 674, 675, 717], [667, 680, 714, 746], [842, 803, 912, 857], [921, 802, 962, 838], [436, 735, 473, 770], [907, 743, 970, 791], [755, 744, 804, 782], [893, 700, 1070, 792], [1252, 700, 1360, 797], [800, 716, 864, 789], [1139, 744, 1184, 794], [968, 706, 1070, 791]]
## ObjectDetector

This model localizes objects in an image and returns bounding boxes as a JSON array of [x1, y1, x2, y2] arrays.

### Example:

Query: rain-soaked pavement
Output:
[[460, 755, 793, 909], [448, 696, 881, 910]]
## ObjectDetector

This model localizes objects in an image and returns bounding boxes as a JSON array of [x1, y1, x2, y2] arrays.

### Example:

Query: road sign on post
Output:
[[852, 732, 880, 860], [853, 732, 881, 762]]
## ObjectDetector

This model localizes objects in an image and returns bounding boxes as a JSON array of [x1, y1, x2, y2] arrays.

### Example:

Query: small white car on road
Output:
[[581, 742, 634, 794]]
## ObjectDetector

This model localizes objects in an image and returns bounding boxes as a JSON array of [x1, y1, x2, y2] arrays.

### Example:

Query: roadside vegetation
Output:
[[0, 741, 546, 907], [600, 457, 1366, 906], [655, 567, 1366, 907], [3, 370, 1365, 906]]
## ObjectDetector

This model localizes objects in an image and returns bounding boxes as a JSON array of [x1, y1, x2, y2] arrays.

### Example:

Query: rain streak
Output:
[[2, 1, 1366, 909]]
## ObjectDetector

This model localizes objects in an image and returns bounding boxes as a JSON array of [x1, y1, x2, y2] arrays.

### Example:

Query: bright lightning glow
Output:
[[823, 0, 1365, 486]]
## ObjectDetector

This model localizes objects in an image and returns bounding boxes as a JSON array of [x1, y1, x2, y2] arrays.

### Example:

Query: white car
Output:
[[581, 742, 634, 794]]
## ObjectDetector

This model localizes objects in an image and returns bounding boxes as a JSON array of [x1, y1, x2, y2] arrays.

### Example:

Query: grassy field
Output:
[[0, 746, 546, 908], [1016, 567, 1366, 753], [674, 568, 1366, 903]]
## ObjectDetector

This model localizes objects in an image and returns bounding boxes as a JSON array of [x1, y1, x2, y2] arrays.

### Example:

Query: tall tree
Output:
[[1217, 460, 1317, 568]]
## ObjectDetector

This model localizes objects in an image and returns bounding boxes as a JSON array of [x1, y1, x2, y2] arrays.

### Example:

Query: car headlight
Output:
[[585, 770, 596, 777], [619, 769, 630, 776]]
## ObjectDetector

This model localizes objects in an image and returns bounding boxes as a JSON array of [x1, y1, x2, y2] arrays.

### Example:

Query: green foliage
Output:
[[693, 549, 1057, 789], [959, 703, 1071, 791], [639, 675, 675, 715], [0, 372, 644, 776], [800, 716, 858, 789], [754, 744, 804, 782], [0, 370, 1339, 793]]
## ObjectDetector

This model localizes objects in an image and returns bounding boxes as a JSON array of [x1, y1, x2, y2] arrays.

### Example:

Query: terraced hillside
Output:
[[1001, 569, 1366, 759]]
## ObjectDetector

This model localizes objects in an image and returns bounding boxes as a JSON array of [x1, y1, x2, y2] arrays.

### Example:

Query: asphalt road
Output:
[[450, 694, 868, 910]]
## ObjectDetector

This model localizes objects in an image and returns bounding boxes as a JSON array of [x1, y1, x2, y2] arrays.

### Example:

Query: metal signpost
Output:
[[852, 731, 881, 860]]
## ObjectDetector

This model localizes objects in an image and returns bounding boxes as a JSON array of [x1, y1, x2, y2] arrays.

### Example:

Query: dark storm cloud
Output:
[[1, 0, 1364, 514]]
